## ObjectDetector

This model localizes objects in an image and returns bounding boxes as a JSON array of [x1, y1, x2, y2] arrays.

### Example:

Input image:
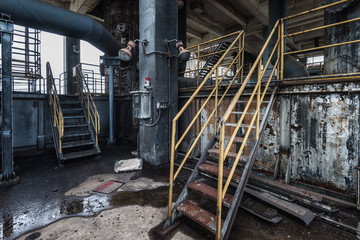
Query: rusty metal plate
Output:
[[188, 181, 233, 208], [177, 200, 221, 233], [199, 163, 242, 182], [92, 180, 124, 194]]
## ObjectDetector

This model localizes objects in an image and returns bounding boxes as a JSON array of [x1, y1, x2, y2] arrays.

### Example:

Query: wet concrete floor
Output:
[[0, 140, 358, 240]]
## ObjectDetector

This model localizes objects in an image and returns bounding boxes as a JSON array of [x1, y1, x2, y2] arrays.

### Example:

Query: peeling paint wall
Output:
[[179, 82, 360, 195]]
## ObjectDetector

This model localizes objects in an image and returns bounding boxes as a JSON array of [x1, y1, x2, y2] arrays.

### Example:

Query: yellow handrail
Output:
[[75, 65, 101, 146], [216, 1, 360, 238], [168, 30, 245, 218], [46, 62, 64, 153]]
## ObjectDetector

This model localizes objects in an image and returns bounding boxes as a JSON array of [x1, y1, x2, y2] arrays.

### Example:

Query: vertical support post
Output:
[[214, 67, 218, 134], [280, 20, 284, 80], [357, 167, 360, 210], [0, 15, 15, 182], [197, 45, 200, 86], [168, 119, 176, 218], [241, 33, 245, 83], [277, 24, 281, 80], [217, 124, 225, 240], [256, 59, 261, 140], [109, 65, 114, 144]]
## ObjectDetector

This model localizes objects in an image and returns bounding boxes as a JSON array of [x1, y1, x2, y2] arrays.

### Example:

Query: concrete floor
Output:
[[0, 140, 358, 240]]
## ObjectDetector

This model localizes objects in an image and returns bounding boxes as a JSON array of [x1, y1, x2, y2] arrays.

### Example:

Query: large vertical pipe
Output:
[[64, 37, 80, 95], [109, 65, 114, 144], [139, 0, 178, 166], [0, 17, 15, 181]]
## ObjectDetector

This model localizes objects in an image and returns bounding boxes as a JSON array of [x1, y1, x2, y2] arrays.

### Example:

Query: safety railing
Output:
[[74, 65, 100, 146], [46, 62, 64, 153], [168, 30, 245, 217], [179, 31, 245, 86], [216, 0, 359, 238]]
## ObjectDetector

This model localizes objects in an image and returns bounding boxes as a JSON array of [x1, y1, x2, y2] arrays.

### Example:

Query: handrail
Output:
[[46, 62, 64, 153], [168, 30, 245, 218], [75, 65, 101, 146], [216, 19, 281, 239]]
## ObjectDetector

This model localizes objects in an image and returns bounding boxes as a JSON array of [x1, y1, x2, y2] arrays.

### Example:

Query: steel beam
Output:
[[108, 65, 114, 144], [0, 14, 15, 182]]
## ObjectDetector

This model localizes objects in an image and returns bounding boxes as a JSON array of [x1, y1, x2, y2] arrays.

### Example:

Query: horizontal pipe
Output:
[[0, 0, 121, 55]]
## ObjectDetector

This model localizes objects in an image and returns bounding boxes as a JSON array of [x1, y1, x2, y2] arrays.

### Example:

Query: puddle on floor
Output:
[[2, 180, 180, 240]]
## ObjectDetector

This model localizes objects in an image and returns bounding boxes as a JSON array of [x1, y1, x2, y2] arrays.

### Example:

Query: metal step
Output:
[[231, 111, 264, 115], [62, 140, 95, 149], [188, 181, 233, 207], [224, 123, 256, 129], [207, 148, 248, 162], [63, 148, 99, 160], [64, 123, 89, 128], [215, 135, 254, 143], [237, 100, 269, 104], [63, 131, 91, 138], [62, 108, 84, 112], [199, 163, 242, 182], [63, 115, 86, 119], [187, 181, 282, 224], [177, 200, 221, 234]]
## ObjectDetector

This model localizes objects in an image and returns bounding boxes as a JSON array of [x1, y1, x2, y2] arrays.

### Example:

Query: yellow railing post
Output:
[[214, 67, 219, 134], [217, 123, 225, 240], [256, 58, 261, 140], [168, 119, 176, 218], [197, 45, 200, 86], [280, 20, 284, 80], [241, 32, 245, 83]]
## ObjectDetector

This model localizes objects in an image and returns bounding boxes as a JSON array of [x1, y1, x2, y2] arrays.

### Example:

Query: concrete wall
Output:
[[0, 93, 135, 152], [179, 82, 360, 195]]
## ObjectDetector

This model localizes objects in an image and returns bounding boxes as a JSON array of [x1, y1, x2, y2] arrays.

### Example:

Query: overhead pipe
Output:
[[0, 0, 121, 56], [268, 0, 309, 78]]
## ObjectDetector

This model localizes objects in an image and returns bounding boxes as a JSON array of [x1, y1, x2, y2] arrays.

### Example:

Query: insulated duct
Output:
[[268, 0, 309, 78], [0, 0, 121, 56]]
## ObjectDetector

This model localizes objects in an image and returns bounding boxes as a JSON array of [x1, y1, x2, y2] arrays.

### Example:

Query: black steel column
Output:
[[139, 0, 178, 166], [0, 14, 15, 182], [64, 37, 80, 95]]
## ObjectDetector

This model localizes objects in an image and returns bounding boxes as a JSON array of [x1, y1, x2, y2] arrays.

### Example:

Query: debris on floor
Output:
[[92, 180, 124, 194], [114, 158, 143, 173]]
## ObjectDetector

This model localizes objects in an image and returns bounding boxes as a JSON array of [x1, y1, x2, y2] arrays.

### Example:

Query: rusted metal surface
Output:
[[207, 148, 248, 161], [177, 200, 220, 233], [198, 163, 242, 182], [246, 188, 316, 225], [179, 82, 360, 195], [188, 181, 233, 207]]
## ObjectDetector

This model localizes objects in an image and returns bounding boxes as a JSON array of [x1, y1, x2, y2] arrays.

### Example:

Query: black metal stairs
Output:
[[58, 95, 100, 162], [199, 42, 230, 79], [167, 86, 278, 239]]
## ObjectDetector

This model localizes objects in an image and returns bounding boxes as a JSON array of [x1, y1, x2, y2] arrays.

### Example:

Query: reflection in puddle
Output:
[[2, 194, 111, 240], [2, 184, 178, 240]]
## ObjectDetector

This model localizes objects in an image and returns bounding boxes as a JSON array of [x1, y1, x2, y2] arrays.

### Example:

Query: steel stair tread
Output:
[[237, 100, 270, 103], [199, 163, 242, 182], [64, 123, 89, 128], [63, 115, 86, 119], [62, 140, 95, 148], [231, 111, 264, 115], [207, 148, 248, 161], [188, 181, 233, 208], [62, 108, 84, 111], [224, 123, 256, 128], [177, 200, 222, 234], [63, 149, 99, 160], [63, 131, 91, 138], [215, 135, 254, 143]]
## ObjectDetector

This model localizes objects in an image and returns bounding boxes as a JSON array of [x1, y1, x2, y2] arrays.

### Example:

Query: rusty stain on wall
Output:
[[179, 82, 360, 194]]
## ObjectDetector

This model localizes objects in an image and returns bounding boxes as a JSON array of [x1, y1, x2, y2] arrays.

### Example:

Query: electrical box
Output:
[[130, 90, 151, 119]]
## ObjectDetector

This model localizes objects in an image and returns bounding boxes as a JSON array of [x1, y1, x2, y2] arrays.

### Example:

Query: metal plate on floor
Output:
[[92, 180, 124, 194]]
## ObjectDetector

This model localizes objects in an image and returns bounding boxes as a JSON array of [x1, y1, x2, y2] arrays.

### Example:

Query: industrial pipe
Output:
[[268, 0, 309, 78], [0, 0, 121, 56]]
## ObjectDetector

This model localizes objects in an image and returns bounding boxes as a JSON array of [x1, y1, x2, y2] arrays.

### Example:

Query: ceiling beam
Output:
[[70, 0, 101, 14], [236, 0, 268, 26], [207, 0, 247, 27], [187, 14, 224, 37], [187, 31, 202, 40]]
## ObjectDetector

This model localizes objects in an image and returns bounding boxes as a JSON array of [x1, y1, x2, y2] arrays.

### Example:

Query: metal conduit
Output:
[[0, 0, 121, 56]]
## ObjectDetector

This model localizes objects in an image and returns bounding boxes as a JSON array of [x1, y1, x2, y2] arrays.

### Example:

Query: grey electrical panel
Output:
[[131, 90, 151, 119]]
